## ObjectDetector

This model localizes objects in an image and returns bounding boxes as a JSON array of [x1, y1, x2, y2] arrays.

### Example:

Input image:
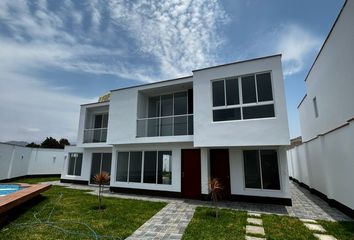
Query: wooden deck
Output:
[[0, 183, 51, 214]]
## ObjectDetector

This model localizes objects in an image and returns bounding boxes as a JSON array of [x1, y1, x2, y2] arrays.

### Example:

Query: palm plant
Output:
[[93, 171, 110, 210], [208, 178, 223, 218]]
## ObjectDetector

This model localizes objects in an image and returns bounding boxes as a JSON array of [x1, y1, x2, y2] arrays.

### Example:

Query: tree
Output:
[[40, 137, 61, 149], [93, 171, 110, 210], [26, 142, 40, 148], [59, 138, 70, 148]]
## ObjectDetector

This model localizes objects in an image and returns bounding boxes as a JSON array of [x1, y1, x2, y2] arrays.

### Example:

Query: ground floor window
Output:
[[116, 151, 172, 185], [90, 153, 112, 184], [67, 153, 83, 176], [243, 149, 280, 190]]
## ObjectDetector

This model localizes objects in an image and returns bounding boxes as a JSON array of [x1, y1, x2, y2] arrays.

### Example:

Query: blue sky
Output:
[[0, 0, 344, 143]]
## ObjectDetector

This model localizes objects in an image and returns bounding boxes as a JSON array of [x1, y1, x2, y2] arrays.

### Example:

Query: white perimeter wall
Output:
[[0, 143, 65, 180], [287, 120, 354, 210], [298, 0, 354, 142]]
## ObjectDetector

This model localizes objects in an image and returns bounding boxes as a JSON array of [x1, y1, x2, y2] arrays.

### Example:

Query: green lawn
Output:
[[262, 214, 316, 240], [319, 220, 354, 240], [182, 207, 247, 239], [14, 176, 60, 184], [0, 184, 165, 240]]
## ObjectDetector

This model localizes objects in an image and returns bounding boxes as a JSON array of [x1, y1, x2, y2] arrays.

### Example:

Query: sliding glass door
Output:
[[90, 153, 112, 184]]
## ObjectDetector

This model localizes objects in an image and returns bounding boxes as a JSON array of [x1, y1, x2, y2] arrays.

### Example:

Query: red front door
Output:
[[181, 149, 201, 199], [210, 149, 231, 199]]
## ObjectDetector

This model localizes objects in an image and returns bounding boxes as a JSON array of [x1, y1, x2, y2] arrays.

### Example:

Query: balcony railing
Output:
[[83, 128, 107, 143], [137, 114, 193, 137]]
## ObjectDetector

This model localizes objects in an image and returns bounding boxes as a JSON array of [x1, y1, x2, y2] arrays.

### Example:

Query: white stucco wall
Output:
[[193, 55, 290, 147], [287, 120, 354, 210], [298, 0, 354, 141], [0, 143, 65, 180], [28, 148, 65, 175]]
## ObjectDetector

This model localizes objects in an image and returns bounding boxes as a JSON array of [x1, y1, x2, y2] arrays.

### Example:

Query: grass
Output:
[[318, 220, 354, 240], [0, 183, 165, 239], [262, 214, 316, 240], [182, 207, 247, 239], [12, 176, 61, 184]]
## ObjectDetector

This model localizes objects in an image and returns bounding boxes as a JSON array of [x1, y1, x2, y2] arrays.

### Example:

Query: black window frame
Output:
[[67, 152, 83, 176], [116, 150, 172, 185], [211, 71, 275, 122], [243, 149, 281, 190]]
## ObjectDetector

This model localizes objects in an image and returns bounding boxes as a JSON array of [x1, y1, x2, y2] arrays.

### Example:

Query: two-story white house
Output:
[[61, 54, 291, 205]]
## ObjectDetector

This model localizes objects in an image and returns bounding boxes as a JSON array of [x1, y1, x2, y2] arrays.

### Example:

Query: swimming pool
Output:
[[0, 184, 23, 197]]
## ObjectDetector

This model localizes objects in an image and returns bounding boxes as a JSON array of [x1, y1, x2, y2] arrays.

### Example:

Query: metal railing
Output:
[[83, 128, 107, 143], [137, 114, 193, 137]]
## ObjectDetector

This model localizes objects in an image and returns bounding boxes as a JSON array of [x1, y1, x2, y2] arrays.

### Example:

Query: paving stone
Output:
[[248, 212, 261, 217], [245, 236, 266, 240], [304, 223, 326, 232], [247, 218, 263, 225], [313, 233, 338, 240], [300, 218, 318, 223], [246, 225, 265, 235]]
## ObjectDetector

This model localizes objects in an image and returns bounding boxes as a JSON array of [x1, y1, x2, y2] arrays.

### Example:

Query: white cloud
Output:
[[275, 24, 322, 76], [108, 0, 229, 78], [0, 0, 228, 142]]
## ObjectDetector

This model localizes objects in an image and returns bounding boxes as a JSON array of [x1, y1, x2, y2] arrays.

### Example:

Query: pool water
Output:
[[0, 184, 23, 197]]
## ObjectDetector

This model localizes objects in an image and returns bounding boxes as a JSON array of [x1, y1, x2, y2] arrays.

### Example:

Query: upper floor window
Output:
[[212, 72, 275, 122], [83, 113, 108, 143], [137, 90, 193, 137], [94, 113, 108, 129], [313, 97, 319, 118]]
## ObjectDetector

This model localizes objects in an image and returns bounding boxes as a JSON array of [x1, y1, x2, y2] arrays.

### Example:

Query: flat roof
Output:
[[110, 75, 193, 93], [83, 53, 282, 105], [192, 54, 282, 73]]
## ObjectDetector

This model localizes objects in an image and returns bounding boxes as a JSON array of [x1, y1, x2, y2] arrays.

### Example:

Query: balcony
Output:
[[83, 128, 107, 143], [137, 114, 193, 137]]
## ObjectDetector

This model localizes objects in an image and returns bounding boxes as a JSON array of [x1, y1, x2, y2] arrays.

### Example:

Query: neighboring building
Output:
[[61, 54, 291, 205], [288, 0, 354, 217]]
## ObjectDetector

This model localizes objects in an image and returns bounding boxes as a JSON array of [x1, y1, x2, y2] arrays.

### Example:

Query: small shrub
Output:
[[208, 178, 223, 218], [93, 171, 110, 210]]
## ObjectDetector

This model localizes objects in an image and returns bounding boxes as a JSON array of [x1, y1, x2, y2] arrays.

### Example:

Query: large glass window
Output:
[[90, 153, 112, 184], [242, 75, 257, 104], [116, 152, 129, 182], [212, 81, 225, 107], [116, 150, 172, 185], [143, 151, 157, 183], [129, 152, 142, 182], [211, 72, 275, 122], [67, 153, 83, 176], [243, 150, 280, 190], [138, 90, 193, 137], [174, 92, 187, 115]]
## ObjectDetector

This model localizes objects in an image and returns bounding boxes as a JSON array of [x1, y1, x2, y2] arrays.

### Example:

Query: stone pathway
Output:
[[126, 202, 196, 240], [288, 182, 350, 221], [245, 212, 266, 240], [300, 218, 337, 240], [48, 180, 352, 221]]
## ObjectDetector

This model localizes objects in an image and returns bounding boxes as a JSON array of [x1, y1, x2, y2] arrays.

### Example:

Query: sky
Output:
[[0, 0, 345, 143]]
